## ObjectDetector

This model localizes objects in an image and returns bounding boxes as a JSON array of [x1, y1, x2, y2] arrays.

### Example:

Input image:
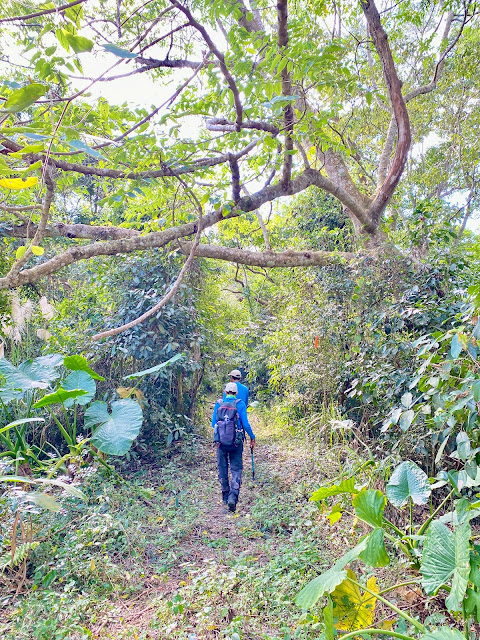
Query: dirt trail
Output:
[[93, 416, 332, 639]]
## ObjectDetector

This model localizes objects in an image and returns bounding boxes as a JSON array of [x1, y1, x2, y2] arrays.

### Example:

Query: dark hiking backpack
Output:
[[214, 398, 244, 448]]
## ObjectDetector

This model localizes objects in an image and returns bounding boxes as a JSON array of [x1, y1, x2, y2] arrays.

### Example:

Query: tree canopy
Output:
[[0, 0, 478, 335]]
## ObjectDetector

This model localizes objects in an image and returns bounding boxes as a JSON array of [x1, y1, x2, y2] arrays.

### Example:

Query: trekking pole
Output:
[[250, 444, 255, 481]]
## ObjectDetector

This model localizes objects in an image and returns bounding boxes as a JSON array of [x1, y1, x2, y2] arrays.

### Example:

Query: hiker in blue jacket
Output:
[[223, 369, 249, 406], [212, 382, 255, 512]]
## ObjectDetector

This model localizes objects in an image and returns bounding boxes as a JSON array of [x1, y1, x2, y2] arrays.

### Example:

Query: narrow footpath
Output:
[[91, 415, 338, 640]]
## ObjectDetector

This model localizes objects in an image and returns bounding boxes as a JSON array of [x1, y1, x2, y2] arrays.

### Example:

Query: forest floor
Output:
[[1, 413, 410, 640]]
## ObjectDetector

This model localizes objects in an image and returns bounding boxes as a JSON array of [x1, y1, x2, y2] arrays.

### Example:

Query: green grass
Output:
[[0, 417, 377, 640]]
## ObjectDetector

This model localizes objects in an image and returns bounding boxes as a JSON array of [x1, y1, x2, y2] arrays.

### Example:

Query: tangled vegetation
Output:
[[1, 0, 480, 638]]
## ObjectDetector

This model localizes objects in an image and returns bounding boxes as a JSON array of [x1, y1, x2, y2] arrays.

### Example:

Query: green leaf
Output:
[[0, 417, 44, 435], [102, 43, 138, 58], [420, 519, 470, 612], [456, 431, 471, 462], [26, 492, 61, 512], [296, 570, 348, 609], [473, 380, 480, 402], [450, 334, 462, 359], [473, 318, 480, 340], [65, 33, 93, 53], [62, 370, 96, 406], [33, 387, 87, 408], [67, 139, 107, 159], [122, 353, 184, 380], [63, 355, 105, 380], [353, 489, 386, 527], [3, 83, 47, 112], [323, 597, 334, 640], [295, 538, 369, 609], [465, 587, 480, 622], [0, 356, 61, 390], [311, 477, 356, 502], [85, 399, 143, 456], [399, 409, 415, 431], [56, 28, 71, 51], [358, 528, 390, 567], [0, 476, 85, 499], [386, 460, 431, 507], [421, 629, 467, 639]]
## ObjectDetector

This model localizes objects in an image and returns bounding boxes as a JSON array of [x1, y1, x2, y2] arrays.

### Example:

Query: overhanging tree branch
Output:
[[361, 0, 411, 222], [168, 0, 244, 130], [0, 0, 88, 23], [176, 241, 355, 267]]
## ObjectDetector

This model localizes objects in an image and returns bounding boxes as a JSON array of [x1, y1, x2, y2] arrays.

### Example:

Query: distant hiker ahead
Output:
[[212, 382, 256, 512], [223, 369, 249, 406]]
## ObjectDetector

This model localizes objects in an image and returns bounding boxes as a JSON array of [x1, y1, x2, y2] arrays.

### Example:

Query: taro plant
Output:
[[0, 353, 144, 473], [311, 460, 443, 567], [295, 460, 480, 639]]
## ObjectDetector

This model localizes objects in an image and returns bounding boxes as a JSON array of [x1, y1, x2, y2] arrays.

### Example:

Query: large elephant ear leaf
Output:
[[331, 569, 378, 632], [295, 537, 370, 609], [386, 460, 431, 507], [353, 489, 386, 527], [420, 519, 470, 612], [359, 528, 390, 567], [0, 356, 61, 390], [62, 370, 96, 406], [33, 388, 87, 408], [85, 399, 143, 456]]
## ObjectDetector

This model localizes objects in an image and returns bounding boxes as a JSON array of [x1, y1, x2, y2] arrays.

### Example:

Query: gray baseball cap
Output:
[[225, 382, 238, 394], [228, 369, 242, 379]]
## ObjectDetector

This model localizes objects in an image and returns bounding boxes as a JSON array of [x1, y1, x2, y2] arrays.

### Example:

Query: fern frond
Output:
[[0, 542, 39, 571]]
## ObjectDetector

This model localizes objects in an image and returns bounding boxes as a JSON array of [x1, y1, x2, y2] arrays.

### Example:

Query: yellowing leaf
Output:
[[16, 245, 27, 260], [116, 386, 133, 398], [89, 558, 96, 571], [331, 570, 378, 632], [116, 386, 146, 407], [379, 620, 396, 630], [32, 245, 44, 256], [0, 176, 38, 190], [327, 505, 343, 525]]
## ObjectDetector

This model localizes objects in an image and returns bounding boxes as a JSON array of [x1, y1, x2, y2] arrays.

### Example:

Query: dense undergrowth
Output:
[[0, 415, 346, 640]]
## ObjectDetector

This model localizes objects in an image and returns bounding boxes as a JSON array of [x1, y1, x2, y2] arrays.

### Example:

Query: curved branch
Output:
[[177, 241, 355, 267], [2, 222, 139, 241], [5, 172, 55, 282], [0, 137, 258, 180], [277, 0, 294, 190], [92, 216, 203, 341], [0, 0, 87, 23], [362, 0, 411, 222], [168, 0, 243, 130]]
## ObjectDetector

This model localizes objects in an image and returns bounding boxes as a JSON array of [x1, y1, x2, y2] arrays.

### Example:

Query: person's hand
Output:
[[250, 439, 255, 450]]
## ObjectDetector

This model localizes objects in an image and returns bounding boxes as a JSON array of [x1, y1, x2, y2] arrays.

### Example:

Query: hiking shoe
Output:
[[222, 492, 229, 505], [227, 497, 237, 512]]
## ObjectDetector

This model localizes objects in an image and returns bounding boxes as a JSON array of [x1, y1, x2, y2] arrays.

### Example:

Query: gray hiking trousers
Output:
[[217, 442, 243, 502]]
